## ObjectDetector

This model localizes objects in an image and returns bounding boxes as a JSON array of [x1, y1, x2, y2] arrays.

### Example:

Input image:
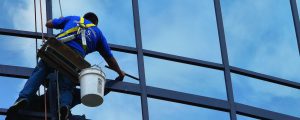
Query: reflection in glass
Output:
[[0, 77, 26, 108], [237, 115, 259, 120], [139, 0, 222, 63], [297, 0, 300, 19], [52, 0, 135, 47], [148, 98, 230, 120], [144, 57, 227, 100], [72, 92, 142, 120], [0, 35, 38, 68], [221, 0, 300, 82], [232, 73, 300, 118], [0, 0, 47, 32]]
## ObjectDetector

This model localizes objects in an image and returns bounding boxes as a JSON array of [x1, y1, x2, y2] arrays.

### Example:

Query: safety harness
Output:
[[56, 17, 96, 52]]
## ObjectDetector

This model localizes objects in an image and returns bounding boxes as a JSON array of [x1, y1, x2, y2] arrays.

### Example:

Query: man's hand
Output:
[[115, 71, 125, 81]]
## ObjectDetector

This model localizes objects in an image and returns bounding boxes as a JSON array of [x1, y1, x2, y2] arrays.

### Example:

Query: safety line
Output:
[[38, 0, 47, 119], [58, 0, 63, 17]]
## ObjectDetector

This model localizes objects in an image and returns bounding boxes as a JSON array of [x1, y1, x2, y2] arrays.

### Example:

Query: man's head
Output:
[[83, 12, 98, 25]]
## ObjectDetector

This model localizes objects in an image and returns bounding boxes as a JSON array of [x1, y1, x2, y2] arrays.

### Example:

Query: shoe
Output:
[[60, 106, 70, 120], [6, 98, 28, 120]]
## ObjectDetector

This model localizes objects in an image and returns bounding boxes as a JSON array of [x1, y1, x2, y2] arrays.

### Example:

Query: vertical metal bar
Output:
[[213, 0, 237, 120], [290, 0, 300, 55], [132, 0, 149, 120], [46, 0, 53, 35], [45, 0, 56, 120]]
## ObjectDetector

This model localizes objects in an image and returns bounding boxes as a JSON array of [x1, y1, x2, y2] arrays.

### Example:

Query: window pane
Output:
[[221, 0, 300, 82], [237, 115, 259, 120], [0, 0, 47, 32], [139, 0, 222, 63], [72, 92, 142, 120], [232, 73, 300, 118], [52, 0, 136, 47], [85, 51, 139, 84], [148, 98, 230, 120], [297, 0, 300, 19], [0, 35, 39, 68], [0, 77, 26, 108], [144, 57, 227, 100]]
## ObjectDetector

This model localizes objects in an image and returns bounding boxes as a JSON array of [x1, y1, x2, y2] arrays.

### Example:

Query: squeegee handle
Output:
[[105, 65, 139, 81]]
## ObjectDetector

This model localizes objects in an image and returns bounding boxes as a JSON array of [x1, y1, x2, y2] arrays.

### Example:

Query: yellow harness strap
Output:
[[56, 17, 95, 39], [56, 17, 96, 52]]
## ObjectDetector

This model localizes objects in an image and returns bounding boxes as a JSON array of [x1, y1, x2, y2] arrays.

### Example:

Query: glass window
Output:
[[85, 51, 139, 84], [148, 98, 230, 120], [0, 0, 47, 32], [72, 92, 142, 120], [139, 0, 222, 63], [0, 35, 39, 68], [232, 73, 300, 118], [221, 0, 300, 82], [0, 77, 26, 109], [297, 0, 300, 19], [144, 57, 227, 100], [237, 115, 259, 120], [52, 0, 136, 47]]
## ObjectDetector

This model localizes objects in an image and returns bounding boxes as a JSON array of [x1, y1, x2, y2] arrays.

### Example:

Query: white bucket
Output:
[[79, 67, 106, 107]]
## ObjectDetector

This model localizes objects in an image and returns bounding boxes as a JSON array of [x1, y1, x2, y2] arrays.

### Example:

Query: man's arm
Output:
[[97, 33, 125, 80], [45, 16, 69, 29], [46, 19, 54, 28], [104, 56, 125, 81]]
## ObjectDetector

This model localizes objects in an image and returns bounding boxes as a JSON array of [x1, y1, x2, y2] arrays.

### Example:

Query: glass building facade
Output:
[[0, 0, 299, 120]]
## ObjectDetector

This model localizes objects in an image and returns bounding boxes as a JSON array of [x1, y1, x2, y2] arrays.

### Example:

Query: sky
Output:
[[0, 0, 300, 120]]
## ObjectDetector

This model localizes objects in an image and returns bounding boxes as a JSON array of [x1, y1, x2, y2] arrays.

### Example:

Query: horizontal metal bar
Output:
[[0, 108, 53, 118], [236, 103, 300, 120], [230, 66, 300, 89], [0, 108, 6, 115], [105, 79, 141, 95], [109, 44, 137, 54], [0, 65, 300, 119], [146, 86, 230, 112], [0, 65, 32, 79], [143, 49, 224, 70], [0, 28, 51, 39]]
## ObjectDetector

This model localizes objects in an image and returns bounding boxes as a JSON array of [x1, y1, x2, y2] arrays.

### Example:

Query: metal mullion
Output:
[[290, 0, 300, 55], [1, 65, 300, 119], [214, 0, 237, 120], [236, 103, 300, 120], [132, 0, 149, 120], [230, 66, 300, 89]]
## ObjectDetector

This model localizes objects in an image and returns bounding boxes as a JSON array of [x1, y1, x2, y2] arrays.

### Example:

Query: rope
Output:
[[34, 0, 41, 97], [58, 0, 63, 17], [57, 1, 63, 119], [40, 0, 46, 44], [56, 71, 61, 120], [38, 0, 47, 119]]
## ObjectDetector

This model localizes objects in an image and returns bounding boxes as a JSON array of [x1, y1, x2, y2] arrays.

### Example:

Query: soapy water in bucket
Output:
[[79, 66, 106, 107]]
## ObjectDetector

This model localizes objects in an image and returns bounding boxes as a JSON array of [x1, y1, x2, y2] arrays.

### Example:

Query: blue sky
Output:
[[0, 0, 300, 120]]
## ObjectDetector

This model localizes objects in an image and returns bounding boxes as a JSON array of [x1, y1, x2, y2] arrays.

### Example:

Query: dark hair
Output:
[[83, 12, 98, 25]]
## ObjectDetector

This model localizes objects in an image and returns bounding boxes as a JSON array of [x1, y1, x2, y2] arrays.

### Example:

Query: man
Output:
[[6, 12, 125, 120]]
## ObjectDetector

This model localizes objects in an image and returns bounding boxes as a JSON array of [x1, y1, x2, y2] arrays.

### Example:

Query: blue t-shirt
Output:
[[52, 16, 113, 58]]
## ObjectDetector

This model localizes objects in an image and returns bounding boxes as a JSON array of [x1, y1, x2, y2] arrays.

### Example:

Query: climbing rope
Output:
[[56, 71, 61, 120], [33, 0, 41, 98], [58, 0, 63, 17], [37, 0, 47, 119], [34, 0, 65, 119]]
